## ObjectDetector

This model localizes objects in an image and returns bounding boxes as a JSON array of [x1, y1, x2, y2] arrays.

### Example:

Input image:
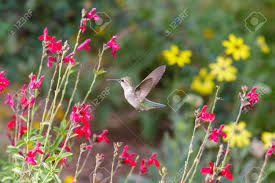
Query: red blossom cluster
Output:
[[140, 152, 160, 173], [121, 145, 136, 167], [200, 105, 215, 122], [201, 161, 233, 181], [209, 124, 227, 143], [26, 142, 44, 165], [244, 86, 259, 109], [0, 71, 10, 94], [6, 115, 27, 139], [96, 129, 110, 143], [70, 104, 92, 138], [106, 35, 120, 58]]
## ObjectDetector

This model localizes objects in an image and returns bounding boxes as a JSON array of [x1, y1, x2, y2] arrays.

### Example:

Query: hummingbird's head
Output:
[[106, 76, 133, 90], [119, 76, 133, 90]]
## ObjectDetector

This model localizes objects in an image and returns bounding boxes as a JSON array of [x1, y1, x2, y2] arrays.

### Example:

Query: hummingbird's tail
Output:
[[143, 98, 166, 109]]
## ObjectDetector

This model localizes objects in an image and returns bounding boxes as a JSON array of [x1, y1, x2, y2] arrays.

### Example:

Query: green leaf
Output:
[[45, 156, 57, 163], [59, 152, 73, 160], [30, 135, 44, 141], [13, 154, 25, 161], [6, 145, 19, 153], [93, 68, 106, 76], [51, 134, 63, 151], [42, 162, 51, 170], [12, 167, 21, 174], [54, 174, 62, 183], [15, 140, 25, 148], [20, 115, 27, 122]]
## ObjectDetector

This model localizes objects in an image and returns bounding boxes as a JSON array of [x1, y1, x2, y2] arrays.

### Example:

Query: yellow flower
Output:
[[222, 34, 250, 61], [209, 56, 237, 82], [261, 132, 275, 149], [162, 45, 192, 67], [257, 36, 270, 54], [203, 29, 214, 39], [191, 68, 215, 96], [56, 108, 65, 120], [33, 121, 40, 129], [64, 176, 76, 183], [223, 121, 252, 148], [177, 50, 192, 67]]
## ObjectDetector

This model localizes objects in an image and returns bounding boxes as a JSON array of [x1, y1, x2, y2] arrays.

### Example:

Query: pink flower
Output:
[[146, 152, 160, 167], [5, 93, 14, 109], [209, 124, 227, 143], [87, 8, 100, 21], [75, 126, 91, 139], [78, 18, 87, 32], [220, 164, 233, 180], [38, 27, 53, 41], [140, 159, 147, 173], [96, 130, 110, 143], [26, 142, 44, 165], [47, 56, 56, 67], [106, 35, 120, 57], [19, 126, 27, 136], [63, 53, 75, 65], [244, 86, 259, 109], [21, 95, 35, 108], [48, 39, 62, 53], [121, 145, 136, 167], [70, 104, 91, 123], [86, 145, 92, 150], [267, 143, 275, 156], [200, 105, 215, 122], [0, 71, 10, 94], [201, 161, 214, 175], [76, 39, 91, 51], [59, 157, 69, 168], [29, 74, 45, 89], [20, 84, 27, 96]]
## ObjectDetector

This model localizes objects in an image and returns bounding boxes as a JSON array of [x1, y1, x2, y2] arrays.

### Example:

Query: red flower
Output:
[[201, 161, 214, 175], [21, 95, 35, 108], [5, 93, 14, 109], [244, 86, 259, 109], [26, 142, 44, 165], [47, 56, 56, 67], [75, 126, 91, 139], [200, 105, 215, 122], [70, 104, 91, 123], [76, 39, 91, 51], [78, 18, 87, 32], [87, 8, 100, 21], [121, 145, 136, 167], [60, 141, 71, 152], [267, 143, 275, 156], [140, 159, 147, 173], [220, 164, 233, 180], [106, 35, 120, 57], [209, 124, 227, 143], [59, 157, 69, 168], [7, 115, 17, 129], [63, 53, 75, 65], [48, 39, 62, 53], [86, 145, 92, 150], [146, 152, 160, 167], [96, 129, 110, 143], [0, 71, 10, 94], [29, 74, 45, 89], [38, 27, 53, 41], [19, 126, 27, 136]]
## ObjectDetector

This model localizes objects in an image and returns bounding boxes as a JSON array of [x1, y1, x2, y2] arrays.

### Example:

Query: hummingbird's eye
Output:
[[121, 79, 124, 82]]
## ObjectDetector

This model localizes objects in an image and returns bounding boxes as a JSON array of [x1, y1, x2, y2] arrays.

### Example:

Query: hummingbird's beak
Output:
[[106, 79, 120, 82]]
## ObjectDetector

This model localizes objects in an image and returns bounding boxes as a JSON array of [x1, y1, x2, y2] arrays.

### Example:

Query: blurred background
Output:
[[0, 0, 275, 182]]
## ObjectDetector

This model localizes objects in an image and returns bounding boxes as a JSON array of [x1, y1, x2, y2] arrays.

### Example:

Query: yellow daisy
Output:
[[209, 56, 237, 82], [64, 176, 76, 183], [191, 68, 215, 96], [203, 29, 214, 39], [261, 132, 275, 149], [257, 36, 270, 54], [162, 45, 192, 67], [223, 121, 252, 148], [222, 34, 250, 61]]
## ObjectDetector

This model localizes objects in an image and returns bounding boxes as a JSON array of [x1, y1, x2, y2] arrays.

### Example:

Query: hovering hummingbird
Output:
[[107, 65, 166, 111]]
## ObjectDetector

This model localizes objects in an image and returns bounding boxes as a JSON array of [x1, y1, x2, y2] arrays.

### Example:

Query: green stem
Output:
[[124, 156, 139, 183], [256, 151, 269, 183]]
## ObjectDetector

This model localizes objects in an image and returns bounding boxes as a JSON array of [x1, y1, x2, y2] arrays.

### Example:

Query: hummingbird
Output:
[[107, 65, 166, 111]]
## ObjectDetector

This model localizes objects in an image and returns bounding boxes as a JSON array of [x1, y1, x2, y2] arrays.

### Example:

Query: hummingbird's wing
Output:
[[135, 78, 154, 102], [135, 65, 166, 101]]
